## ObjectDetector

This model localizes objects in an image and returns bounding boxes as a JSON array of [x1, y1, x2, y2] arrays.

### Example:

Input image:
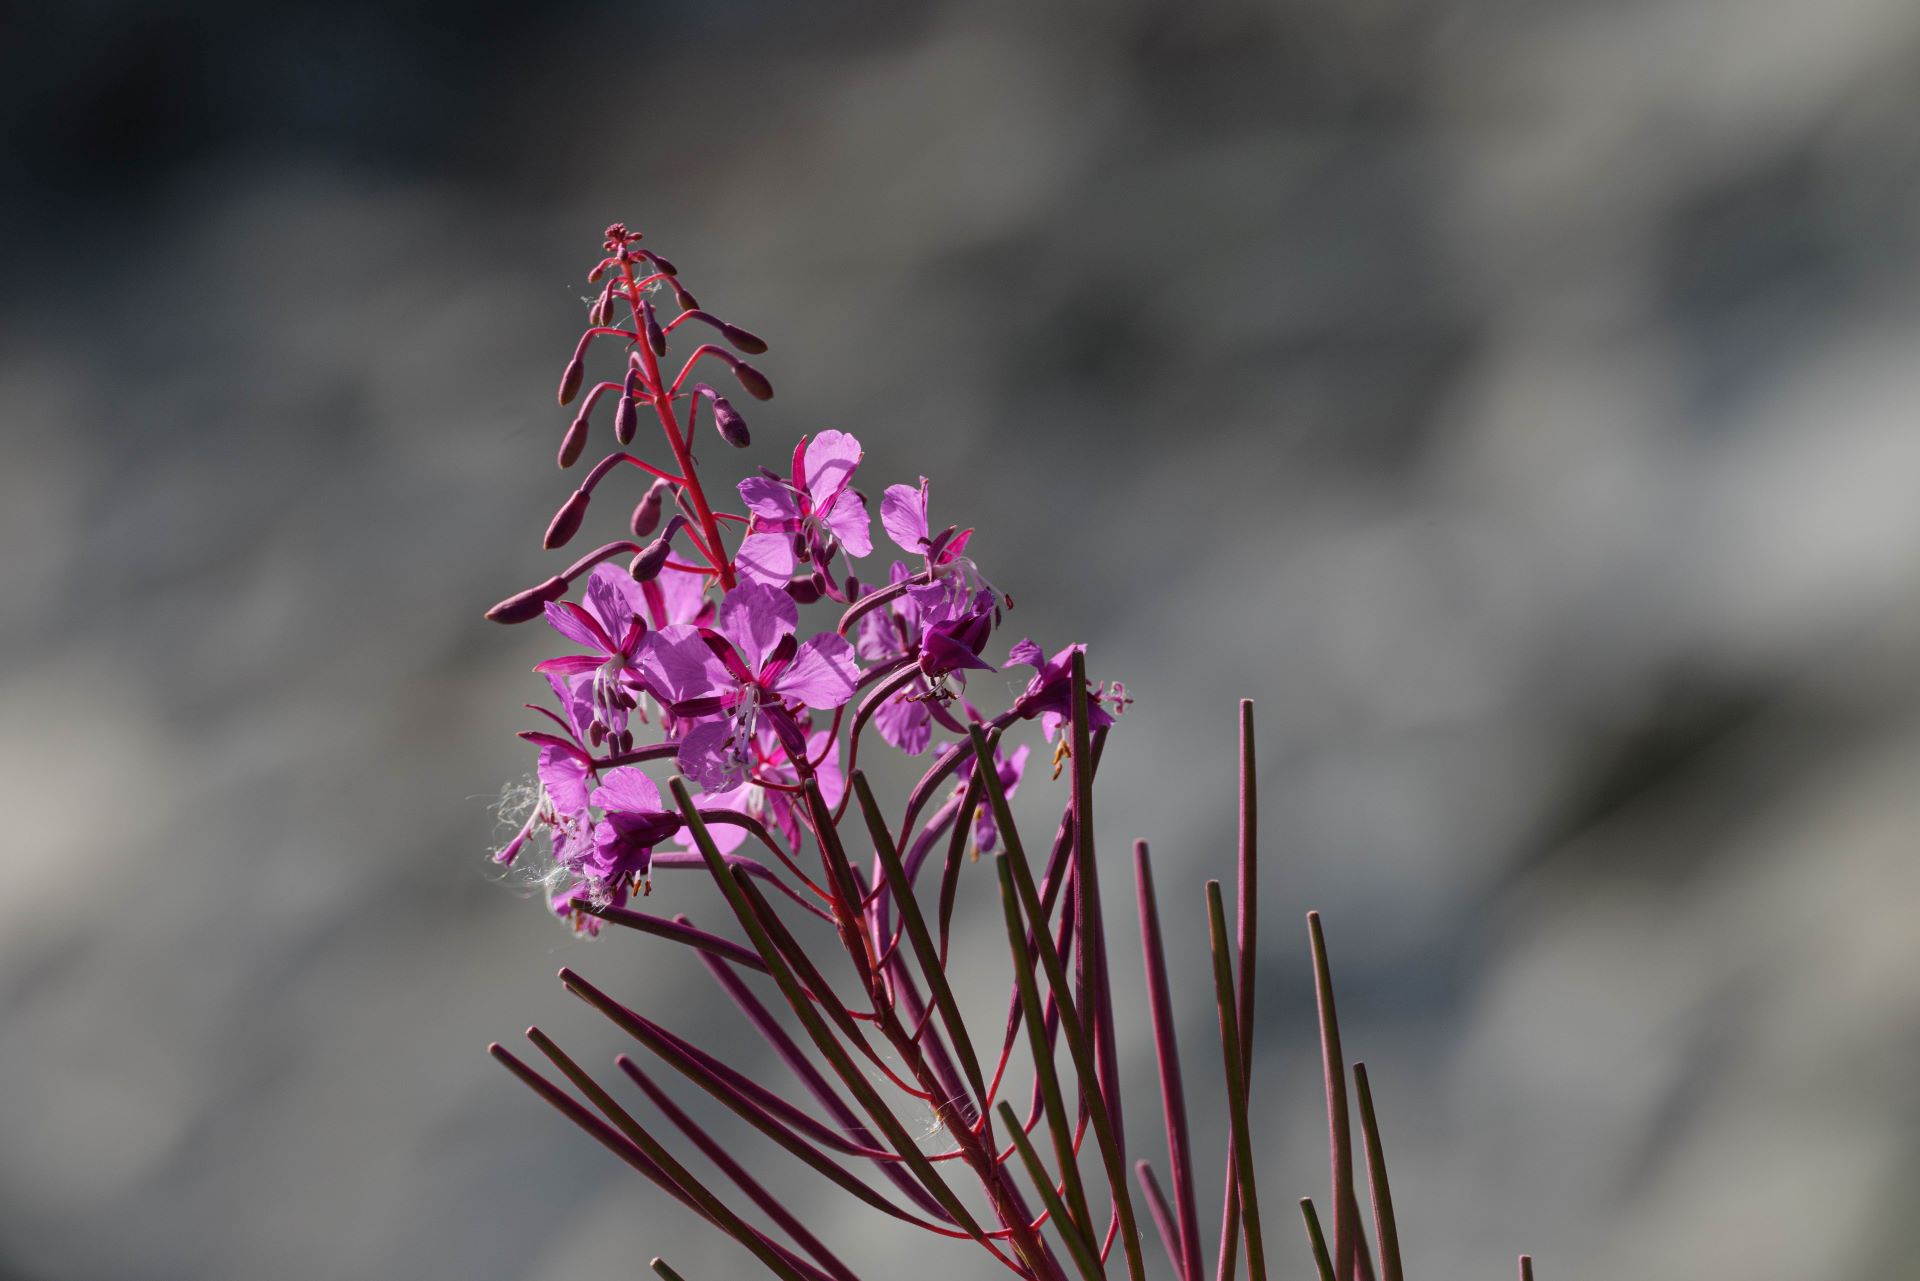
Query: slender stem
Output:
[[1352, 1064, 1403, 1281], [974, 722, 1146, 1281], [855, 771, 990, 1113], [1135, 1160, 1184, 1279], [1207, 882, 1265, 1281], [1308, 911, 1365, 1281], [623, 1058, 866, 1281], [1299, 1200, 1336, 1281], [997, 854, 1100, 1253], [1000, 1102, 1107, 1281], [523, 1028, 813, 1281], [1135, 841, 1204, 1281]]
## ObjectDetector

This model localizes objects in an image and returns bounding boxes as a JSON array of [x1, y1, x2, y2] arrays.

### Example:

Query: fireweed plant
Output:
[[483, 225, 1536, 1281]]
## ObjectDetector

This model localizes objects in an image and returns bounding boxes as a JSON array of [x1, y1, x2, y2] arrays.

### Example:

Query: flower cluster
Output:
[[484, 226, 1525, 1281], [488, 224, 1125, 932]]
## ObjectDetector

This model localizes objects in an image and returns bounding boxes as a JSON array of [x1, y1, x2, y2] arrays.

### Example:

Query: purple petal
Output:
[[804, 726, 847, 808], [677, 718, 746, 791], [643, 568, 713, 629], [592, 766, 664, 815], [856, 608, 906, 662], [801, 430, 862, 510], [638, 625, 729, 704], [772, 632, 860, 709], [821, 487, 872, 558], [716, 582, 798, 672], [533, 654, 602, 677], [881, 479, 930, 553], [736, 476, 803, 527], [873, 692, 932, 756], [537, 745, 594, 816], [1007, 637, 1047, 672], [543, 600, 610, 652], [583, 563, 648, 638], [732, 530, 797, 587]]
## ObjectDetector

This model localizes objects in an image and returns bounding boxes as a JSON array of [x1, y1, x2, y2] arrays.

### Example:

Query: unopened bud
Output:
[[629, 537, 674, 582], [671, 281, 700, 312], [720, 321, 768, 355], [787, 577, 822, 605], [557, 353, 585, 406], [630, 479, 667, 539], [645, 251, 678, 276], [557, 410, 590, 468], [710, 394, 750, 448], [544, 489, 591, 550], [587, 262, 607, 284], [614, 393, 638, 446], [485, 575, 568, 624], [732, 360, 774, 401], [641, 300, 667, 358]]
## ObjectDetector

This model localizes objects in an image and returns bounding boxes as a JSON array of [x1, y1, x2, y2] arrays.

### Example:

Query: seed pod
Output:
[[720, 321, 768, 355], [544, 489, 591, 550], [710, 394, 750, 448], [557, 353, 585, 406], [485, 575, 568, 624], [630, 479, 668, 539], [732, 360, 774, 401], [557, 410, 590, 468]]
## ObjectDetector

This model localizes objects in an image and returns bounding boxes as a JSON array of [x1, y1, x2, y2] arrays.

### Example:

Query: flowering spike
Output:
[[485, 574, 567, 624], [544, 489, 592, 550]]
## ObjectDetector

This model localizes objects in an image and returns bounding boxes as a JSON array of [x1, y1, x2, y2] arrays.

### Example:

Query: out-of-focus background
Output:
[[5, 1, 1919, 1277]]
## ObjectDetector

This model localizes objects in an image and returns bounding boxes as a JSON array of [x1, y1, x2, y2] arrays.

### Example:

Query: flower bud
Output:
[[544, 489, 591, 550], [629, 537, 674, 582], [485, 575, 568, 624], [786, 576, 823, 605], [720, 321, 768, 355], [671, 281, 700, 312], [710, 394, 750, 448], [614, 393, 638, 446], [557, 353, 585, 406], [644, 251, 678, 276], [732, 360, 774, 401], [641, 300, 667, 358], [557, 410, 590, 468], [630, 479, 667, 539]]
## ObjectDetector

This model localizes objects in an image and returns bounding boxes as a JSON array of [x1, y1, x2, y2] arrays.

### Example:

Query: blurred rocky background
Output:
[[4, 1, 1919, 1277]]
